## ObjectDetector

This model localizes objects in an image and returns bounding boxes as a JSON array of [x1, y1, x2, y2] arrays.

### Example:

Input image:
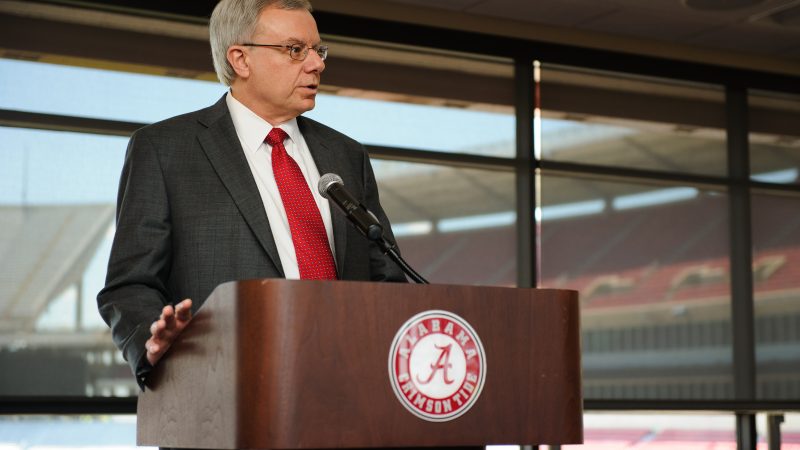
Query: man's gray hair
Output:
[[210, 0, 313, 86]]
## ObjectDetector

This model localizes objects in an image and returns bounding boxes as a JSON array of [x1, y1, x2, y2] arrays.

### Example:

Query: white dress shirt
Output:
[[226, 92, 336, 279]]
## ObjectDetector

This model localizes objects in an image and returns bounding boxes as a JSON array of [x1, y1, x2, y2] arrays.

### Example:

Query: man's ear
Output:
[[227, 46, 250, 79]]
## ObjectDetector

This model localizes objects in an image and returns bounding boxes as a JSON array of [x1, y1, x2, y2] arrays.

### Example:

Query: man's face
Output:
[[239, 6, 325, 122]]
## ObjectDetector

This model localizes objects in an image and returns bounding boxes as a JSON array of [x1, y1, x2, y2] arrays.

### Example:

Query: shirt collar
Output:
[[226, 91, 300, 153]]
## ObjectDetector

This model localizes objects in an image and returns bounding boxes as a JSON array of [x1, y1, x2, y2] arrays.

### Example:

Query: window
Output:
[[540, 175, 732, 399], [373, 160, 515, 286], [752, 192, 800, 400], [539, 65, 727, 176], [750, 90, 800, 185]]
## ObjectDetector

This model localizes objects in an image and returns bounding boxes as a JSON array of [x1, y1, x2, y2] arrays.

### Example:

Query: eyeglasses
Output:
[[241, 43, 328, 61]]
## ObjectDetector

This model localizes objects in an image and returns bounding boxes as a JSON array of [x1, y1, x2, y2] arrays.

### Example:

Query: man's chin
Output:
[[298, 99, 316, 113]]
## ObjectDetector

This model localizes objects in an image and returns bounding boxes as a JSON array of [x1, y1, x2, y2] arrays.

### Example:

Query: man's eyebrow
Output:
[[284, 37, 323, 46]]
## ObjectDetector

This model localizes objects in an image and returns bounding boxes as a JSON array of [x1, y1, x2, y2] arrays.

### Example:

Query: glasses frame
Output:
[[240, 43, 328, 61]]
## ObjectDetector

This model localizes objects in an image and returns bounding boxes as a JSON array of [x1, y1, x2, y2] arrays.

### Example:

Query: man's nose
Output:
[[305, 50, 325, 73]]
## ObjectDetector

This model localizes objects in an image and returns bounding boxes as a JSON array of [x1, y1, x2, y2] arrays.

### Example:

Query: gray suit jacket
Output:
[[97, 96, 406, 387]]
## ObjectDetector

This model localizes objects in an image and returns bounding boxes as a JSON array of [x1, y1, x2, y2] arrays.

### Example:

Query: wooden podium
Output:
[[137, 280, 582, 449]]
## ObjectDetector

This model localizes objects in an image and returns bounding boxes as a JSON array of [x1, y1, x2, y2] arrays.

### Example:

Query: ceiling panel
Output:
[[371, 0, 800, 61], [685, 22, 800, 54], [782, 44, 800, 57], [608, 0, 787, 21], [385, 0, 484, 12], [465, 0, 620, 28], [12, 0, 800, 65], [578, 7, 725, 41]]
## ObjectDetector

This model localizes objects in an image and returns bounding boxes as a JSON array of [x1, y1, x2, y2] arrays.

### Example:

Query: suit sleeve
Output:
[[97, 130, 173, 390], [361, 151, 408, 283]]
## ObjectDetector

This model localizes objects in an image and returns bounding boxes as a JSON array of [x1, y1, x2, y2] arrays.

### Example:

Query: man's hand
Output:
[[145, 298, 193, 366]]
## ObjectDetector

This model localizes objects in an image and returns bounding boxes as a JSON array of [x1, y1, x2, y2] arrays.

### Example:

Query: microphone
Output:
[[318, 173, 429, 284], [318, 173, 385, 241]]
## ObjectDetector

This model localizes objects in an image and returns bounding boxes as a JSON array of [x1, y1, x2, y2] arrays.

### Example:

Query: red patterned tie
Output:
[[267, 128, 338, 280]]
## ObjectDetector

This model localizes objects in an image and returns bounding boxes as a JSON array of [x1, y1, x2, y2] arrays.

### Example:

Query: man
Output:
[[97, 0, 406, 389]]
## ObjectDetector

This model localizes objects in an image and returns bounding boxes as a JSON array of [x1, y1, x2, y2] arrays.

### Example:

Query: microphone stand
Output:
[[370, 230, 429, 284]]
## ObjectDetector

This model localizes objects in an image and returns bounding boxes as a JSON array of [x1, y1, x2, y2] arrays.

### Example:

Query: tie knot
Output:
[[266, 127, 289, 147]]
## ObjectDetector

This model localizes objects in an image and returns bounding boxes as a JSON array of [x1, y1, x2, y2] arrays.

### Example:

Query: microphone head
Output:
[[318, 173, 344, 198]]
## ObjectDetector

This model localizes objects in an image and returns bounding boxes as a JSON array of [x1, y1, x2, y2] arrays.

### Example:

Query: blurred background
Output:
[[0, 0, 798, 448]]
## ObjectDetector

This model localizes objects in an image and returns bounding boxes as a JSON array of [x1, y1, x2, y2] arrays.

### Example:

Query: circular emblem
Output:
[[388, 310, 486, 422]]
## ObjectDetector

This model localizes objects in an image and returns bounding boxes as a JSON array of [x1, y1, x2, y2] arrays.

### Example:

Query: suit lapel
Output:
[[298, 116, 349, 273], [196, 97, 285, 276]]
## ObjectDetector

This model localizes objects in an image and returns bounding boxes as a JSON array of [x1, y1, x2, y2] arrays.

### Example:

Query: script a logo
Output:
[[388, 310, 486, 422]]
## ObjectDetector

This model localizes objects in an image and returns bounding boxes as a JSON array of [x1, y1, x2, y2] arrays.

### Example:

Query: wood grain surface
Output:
[[137, 280, 582, 449]]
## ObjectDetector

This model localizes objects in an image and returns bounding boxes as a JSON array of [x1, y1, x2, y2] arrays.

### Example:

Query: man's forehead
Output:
[[253, 7, 320, 42]]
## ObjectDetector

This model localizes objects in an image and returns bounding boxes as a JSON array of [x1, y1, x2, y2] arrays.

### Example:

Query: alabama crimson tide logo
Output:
[[388, 310, 486, 422]]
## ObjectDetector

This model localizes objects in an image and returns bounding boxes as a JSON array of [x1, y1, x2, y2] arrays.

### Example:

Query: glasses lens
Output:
[[289, 44, 306, 61], [317, 46, 328, 61]]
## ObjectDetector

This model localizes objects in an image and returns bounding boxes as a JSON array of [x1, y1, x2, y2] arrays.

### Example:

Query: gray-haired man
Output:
[[98, 0, 406, 389]]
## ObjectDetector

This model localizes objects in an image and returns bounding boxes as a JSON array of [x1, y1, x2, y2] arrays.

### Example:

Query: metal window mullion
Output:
[[726, 85, 757, 450], [514, 57, 536, 289]]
